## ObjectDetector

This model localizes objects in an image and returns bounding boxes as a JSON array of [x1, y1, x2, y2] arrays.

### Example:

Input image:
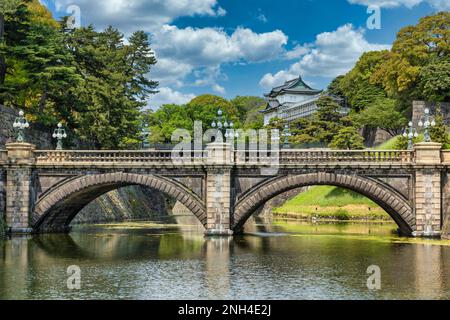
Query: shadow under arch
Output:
[[232, 173, 415, 236], [32, 173, 206, 233]]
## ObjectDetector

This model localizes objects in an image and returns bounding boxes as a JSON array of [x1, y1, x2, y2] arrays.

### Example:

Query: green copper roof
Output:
[[265, 76, 322, 98]]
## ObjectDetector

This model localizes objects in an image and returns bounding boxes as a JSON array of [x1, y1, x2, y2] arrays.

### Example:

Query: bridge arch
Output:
[[32, 172, 206, 233], [233, 173, 415, 235]]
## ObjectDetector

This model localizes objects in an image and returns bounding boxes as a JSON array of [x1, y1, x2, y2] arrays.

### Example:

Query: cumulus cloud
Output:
[[347, 0, 450, 10], [152, 25, 287, 67], [53, 0, 226, 33], [285, 44, 310, 60], [152, 25, 288, 91], [147, 87, 196, 109], [260, 24, 390, 89]]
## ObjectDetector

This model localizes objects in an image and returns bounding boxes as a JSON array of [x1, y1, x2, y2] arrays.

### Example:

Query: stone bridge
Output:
[[1, 142, 449, 238]]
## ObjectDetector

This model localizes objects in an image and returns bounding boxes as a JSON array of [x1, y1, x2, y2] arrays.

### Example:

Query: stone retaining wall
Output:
[[0, 105, 53, 149]]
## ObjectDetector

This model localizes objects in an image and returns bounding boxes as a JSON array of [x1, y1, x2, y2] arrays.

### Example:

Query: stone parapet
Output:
[[6, 143, 36, 166], [414, 142, 442, 165]]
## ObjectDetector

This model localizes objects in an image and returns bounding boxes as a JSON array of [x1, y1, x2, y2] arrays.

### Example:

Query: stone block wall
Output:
[[73, 186, 170, 224], [412, 101, 450, 126], [0, 105, 53, 149]]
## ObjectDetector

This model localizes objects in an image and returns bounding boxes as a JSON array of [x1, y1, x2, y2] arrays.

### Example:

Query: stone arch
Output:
[[233, 173, 415, 235], [32, 172, 206, 233]]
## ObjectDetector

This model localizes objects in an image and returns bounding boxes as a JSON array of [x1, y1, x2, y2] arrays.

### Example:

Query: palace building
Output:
[[260, 76, 346, 125]]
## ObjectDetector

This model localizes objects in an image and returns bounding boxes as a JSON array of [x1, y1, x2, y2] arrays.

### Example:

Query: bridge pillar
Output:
[[413, 142, 442, 237], [205, 143, 234, 236], [5, 143, 36, 234]]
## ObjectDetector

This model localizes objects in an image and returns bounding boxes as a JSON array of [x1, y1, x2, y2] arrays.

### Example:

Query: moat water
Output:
[[0, 217, 449, 300]]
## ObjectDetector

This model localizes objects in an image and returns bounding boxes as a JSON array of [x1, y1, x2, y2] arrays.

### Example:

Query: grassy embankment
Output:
[[273, 186, 390, 221], [273, 136, 403, 222]]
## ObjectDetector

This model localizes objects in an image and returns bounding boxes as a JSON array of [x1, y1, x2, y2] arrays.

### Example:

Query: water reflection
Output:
[[0, 218, 449, 300]]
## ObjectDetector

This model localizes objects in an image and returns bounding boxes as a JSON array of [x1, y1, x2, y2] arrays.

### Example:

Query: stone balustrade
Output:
[[0, 148, 419, 167], [234, 149, 414, 165]]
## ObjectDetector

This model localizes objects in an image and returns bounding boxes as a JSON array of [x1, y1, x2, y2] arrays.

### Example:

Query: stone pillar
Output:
[[205, 143, 234, 236], [442, 165, 450, 239], [413, 142, 442, 237], [5, 143, 36, 234]]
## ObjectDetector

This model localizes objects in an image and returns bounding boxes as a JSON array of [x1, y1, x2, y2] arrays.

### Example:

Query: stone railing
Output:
[[235, 149, 414, 165], [5, 148, 417, 166], [34, 150, 196, 165]]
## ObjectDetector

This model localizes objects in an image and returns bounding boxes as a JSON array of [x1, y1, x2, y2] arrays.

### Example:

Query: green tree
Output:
[[353, 98, 407, 137], [230, 96, 266, 129], [186, 94, 240, 131], [329, 127, 365, 150], [16, 23, 81, 121], [312, 96, 345, 143], [372, 12, 450, 104], [65, 26, 158, 149], [430, 107, 449, 145], [327, 75, 345, 98], [338, 51, 387, 112], [419, 58, 450, 102], [145, 104, 193, 144]]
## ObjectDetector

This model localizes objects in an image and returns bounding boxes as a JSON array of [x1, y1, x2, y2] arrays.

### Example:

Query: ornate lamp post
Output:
[[211, 109, 238, 141], [52, 122, 67, 150], [403, 121, 419, 150], [13, 110, 30, 143], [141, 123, 151, 149], [418, 108, 436, 143], [282, 124, 292, 149]]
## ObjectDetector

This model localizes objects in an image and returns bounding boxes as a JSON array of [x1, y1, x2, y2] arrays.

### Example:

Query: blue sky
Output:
[[41, 0, 448, 108]]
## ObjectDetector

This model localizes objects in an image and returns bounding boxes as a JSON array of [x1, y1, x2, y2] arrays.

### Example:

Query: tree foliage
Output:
[[353, 98, 407, 137], [371, 12, 450, 104], [0, 1, 159, 149], [329, 127, 365, 150], [430, 107, 449, 145], [335, 51, 387, 112]]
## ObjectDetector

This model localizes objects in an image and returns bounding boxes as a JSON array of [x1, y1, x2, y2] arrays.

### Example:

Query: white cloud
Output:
[[347, 0, 450, 10], [147, 87, 196, 109], [152, 25, 287, 67], [285, 44, 310, 60], [152, 25, 288, 92], [259, 24, 390, 89], [260, 70, 299, 90], [53, 0, 226, 33]]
